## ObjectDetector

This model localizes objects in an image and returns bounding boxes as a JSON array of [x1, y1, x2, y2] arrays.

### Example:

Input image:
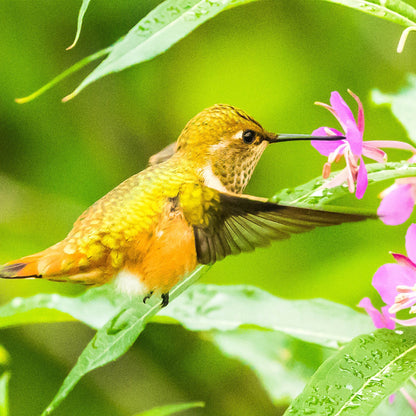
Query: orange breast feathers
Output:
[[123, 199, 197, 296]]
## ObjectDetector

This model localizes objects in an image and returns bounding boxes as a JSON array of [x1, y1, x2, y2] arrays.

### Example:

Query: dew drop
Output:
[[11, 297, 22, 307]]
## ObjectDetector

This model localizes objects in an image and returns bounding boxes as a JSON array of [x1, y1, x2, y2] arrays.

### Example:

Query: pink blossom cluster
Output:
[[312, 91, 416, 412]]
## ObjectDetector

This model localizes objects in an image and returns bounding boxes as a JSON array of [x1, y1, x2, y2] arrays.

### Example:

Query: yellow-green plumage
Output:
[[0, 104, 372, 305]]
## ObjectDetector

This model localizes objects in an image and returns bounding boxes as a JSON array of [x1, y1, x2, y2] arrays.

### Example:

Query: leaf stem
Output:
[[15, 46, 112, 104]]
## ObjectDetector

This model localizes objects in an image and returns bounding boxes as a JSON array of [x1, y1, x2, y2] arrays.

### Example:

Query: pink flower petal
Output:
[[355, 157, 368, 199], [345, 122, 363, 155], [330, 91, 356, 129], [348, 90, 365, 134], [391, 253, 416, 270], [311, 127, 345, 155], [378, 184, 414, 225], [372, 263, 416, 306], [358, 297, 395, 329], [406, 223, 416, 265], [394, 317, 416, 326], [367, 140, 416, 153], [362, 144, 387, 163]]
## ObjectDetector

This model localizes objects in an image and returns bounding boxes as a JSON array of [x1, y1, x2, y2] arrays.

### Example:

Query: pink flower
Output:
[[378, 178, 416, 225], [312, 90, 416, 199], [370, 223, 416, 326], [358, 297, 395, 329]]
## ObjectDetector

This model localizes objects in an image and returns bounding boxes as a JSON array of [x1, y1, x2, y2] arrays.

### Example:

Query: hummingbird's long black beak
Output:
[[267, 133, 345, 143]]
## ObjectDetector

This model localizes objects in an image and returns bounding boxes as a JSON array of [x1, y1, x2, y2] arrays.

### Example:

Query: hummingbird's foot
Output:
[[143, 291, 154, 304], [161, 293, 170, 307]]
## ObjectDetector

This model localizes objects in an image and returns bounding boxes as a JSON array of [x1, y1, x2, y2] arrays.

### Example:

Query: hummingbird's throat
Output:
[[208, 141, 268, 193]]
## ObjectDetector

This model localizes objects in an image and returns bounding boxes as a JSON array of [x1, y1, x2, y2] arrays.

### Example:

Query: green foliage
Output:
[[160, 284, 373, 347], [3, 1, 416, 415], [16, 0, 416, 102], [64, 0, 259, 100], [284, 327, 416, 416], [1, 160, 415, 415], [41, 266, 206, 416], [132, 402, 204, 416]]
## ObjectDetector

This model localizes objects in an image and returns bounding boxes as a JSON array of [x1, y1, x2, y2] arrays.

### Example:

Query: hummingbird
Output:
[[0, 104, 370, 306]]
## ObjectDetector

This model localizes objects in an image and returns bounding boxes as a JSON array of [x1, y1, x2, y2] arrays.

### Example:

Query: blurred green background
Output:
[[0, 0, 416, 415]]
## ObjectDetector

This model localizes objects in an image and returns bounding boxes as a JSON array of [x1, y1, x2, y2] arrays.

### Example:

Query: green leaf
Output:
[[373, 75, 416, 144], [132, 402, 204, 416], [0, 373, 10, 416], [321, 0, 416, 27], [0, 285, 121, 330], [271, 162, 416, 207], [63, 0, 258, 100], [158, 284, 374, 348], [284, 327, 416, 416], [211, 329, 333, 404], [41, 265, 207, 416], [67, 0, 92, 50]]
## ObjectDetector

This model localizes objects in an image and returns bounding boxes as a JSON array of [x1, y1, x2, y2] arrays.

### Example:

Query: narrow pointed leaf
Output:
[[15, 47, 111, 104], [272, 162, 416, 207], [158, 284, 374, 348], [284, 327, 416, 416], [66, 0, 257, 99], [41, 265, 206, 416], [321, 0, 416, 27], [67, 0, 92, 50], [132, 401, 204, 416]]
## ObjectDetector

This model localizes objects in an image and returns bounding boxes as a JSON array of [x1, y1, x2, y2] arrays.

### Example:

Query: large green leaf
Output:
[[160, 285, 374, 348], [41, 265, 206, 416], [0, 283, 373, 349], [211, 329, 333, 404], [63, 0, 258, 100], [132, 402, 204, 416], [0, 285, 121, 330], [373, 75, 416, 144], [284, 327, 416, 416], [272, 162, 416, 207]]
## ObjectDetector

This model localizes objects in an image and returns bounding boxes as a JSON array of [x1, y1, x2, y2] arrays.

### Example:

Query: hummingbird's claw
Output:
[[143, 291, 154, 304], [161, 293, 170, 308]]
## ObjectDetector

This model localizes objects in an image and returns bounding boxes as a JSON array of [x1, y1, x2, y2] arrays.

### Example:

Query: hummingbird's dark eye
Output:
[[242, 130, 256, 144]]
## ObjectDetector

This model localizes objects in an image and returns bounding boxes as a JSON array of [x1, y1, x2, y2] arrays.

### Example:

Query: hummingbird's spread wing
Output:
[[191, 190, 373, 265]]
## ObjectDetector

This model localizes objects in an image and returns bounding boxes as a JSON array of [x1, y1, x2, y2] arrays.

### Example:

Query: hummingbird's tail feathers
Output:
[[193, 191, 374, 265], [0, 261, 41, 279], [0, 245, 108, 285]]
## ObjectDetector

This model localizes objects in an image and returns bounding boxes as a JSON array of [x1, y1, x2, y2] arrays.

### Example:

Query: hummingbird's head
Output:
[[177, 104, 277, 193]]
